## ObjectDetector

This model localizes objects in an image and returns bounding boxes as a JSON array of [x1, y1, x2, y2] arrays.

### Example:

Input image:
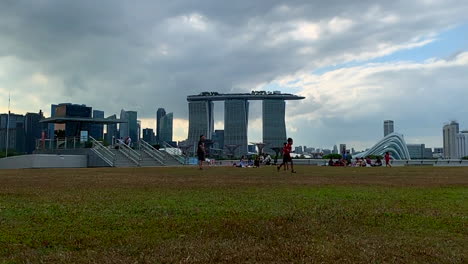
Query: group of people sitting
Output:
[[233, 154, 273, 168], [329, 156, 383, 167]]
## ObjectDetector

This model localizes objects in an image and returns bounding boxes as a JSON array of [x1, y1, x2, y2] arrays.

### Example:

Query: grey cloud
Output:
[[0, 0, 467, 144]]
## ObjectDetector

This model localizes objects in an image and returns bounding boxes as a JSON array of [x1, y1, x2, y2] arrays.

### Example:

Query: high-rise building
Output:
[[224, 100, 249, 157], [0, 113, 26, 153], [407, 144, 426, 159], [339, 144, 347, 155], [105, 114, 118, 144], [159, 113, 173, 143], [212, 129, 224, 150], [456, 131, 468, 159], [127, 111, 138, 143], [263, 99, 286, 152], [187, 101, 214, 144], [24, 111, 44, 154], [119, 109, 128, 139], [384, 120, 394, 137], [323, 149, 332, 155], [156, 108, 166, 142], [90, 110, 104, 140], [443, 121, 459, 159], [332, 145, 338, 154], [142, 128, 155, 144], [295, 146, 303, 154], [186, 92, 304, 155]]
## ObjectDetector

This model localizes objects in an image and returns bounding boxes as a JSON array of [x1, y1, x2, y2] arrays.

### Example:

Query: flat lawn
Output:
[[0, 166, 467, 263]]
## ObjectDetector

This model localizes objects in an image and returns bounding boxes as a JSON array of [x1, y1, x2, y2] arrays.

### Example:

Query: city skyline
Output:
[[1, 1, 468, 149]]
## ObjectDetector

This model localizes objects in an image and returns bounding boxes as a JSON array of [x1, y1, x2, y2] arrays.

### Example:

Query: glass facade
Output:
[[224, 100, 249, 157], [262, 100, 286, 153], [105, 114, 118, 144], [384, 120, 394, 137], [160, 113, 173, 143], [156, 108, 166, 142], [90, 110, 104, 140], [188, 101, 214, 144]]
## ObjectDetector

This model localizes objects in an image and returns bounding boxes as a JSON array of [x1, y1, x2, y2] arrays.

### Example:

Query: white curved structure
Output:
[[355, 133, 411, 160]]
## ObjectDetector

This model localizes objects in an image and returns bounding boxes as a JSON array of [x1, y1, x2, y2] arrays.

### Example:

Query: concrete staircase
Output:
[[139, 151, 165, 167], [111, 149, 139, 167], [91, 139, 186, 168]]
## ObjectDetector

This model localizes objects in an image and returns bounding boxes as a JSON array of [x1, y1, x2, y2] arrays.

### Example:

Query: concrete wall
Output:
[[34, 149, 111, 167], [0, 154, 87, 169]]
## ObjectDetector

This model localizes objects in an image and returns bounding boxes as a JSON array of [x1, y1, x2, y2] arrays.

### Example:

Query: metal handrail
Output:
[[116, 139, 141, 166], [161, 141, 185, 164], [89, 136, 115, 167], [139, 140, 166, 164]]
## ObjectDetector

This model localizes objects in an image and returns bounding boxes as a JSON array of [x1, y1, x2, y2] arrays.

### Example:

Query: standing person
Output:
[[197, 135, 206, 170], [385, 152, 392, 167], [277, 138, 297, 173], [345, 151, 352, 166]]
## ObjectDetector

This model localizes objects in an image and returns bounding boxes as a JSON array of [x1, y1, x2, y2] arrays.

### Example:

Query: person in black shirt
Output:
[[197, 135, 206, 170]]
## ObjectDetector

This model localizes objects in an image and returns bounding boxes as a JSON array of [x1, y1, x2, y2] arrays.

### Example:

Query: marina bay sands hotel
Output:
[[187, 91, 305, 156]]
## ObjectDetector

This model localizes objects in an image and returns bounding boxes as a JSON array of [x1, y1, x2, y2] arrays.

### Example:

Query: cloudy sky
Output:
[[1, 0, 467, 150]]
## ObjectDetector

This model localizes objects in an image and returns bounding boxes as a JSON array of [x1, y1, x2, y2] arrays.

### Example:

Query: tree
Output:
[[323, 154, 342, 159]]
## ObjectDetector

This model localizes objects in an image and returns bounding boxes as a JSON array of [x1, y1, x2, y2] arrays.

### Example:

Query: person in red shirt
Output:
[[277, 138, 297, 173], [385, 152, 392, 167]]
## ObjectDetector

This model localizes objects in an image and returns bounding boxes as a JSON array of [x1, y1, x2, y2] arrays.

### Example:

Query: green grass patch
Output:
[[0, 167, 467, 263]]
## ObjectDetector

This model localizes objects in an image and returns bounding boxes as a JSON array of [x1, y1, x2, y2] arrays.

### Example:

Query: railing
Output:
[[160, 141, 185, 164], [36, 137, 85, 150], [138, 140, 166, 165], [116, 139, 141, 166], [89, 136, 115, 167]]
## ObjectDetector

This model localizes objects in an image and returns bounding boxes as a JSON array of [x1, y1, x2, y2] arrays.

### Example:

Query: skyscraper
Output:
[[339, 144, 347, 155], [142, 128, 155, 144], [156, 108, 166, 142], [187, 101, 214, 143], [159, 113, 173, 143], [332, 145, 338, 154], [127, 111, 138, 143], [456, 131, 468, 159], [105, 114, 118, 144], [384, 120, 394, 137], [443, 121, 459, 159], [212, 129, 224, 150], [0, 113, 26, 153], [90, 110, 104, 140], [262, 99, 286, 152], [25, 111, 44, 154], [119, 109, 128, 139], [224, 100, 249, 156]]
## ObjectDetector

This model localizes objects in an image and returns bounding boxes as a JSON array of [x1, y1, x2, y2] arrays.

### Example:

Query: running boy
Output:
[[277, 138, 297, 173], [385, 152, 392, 167]]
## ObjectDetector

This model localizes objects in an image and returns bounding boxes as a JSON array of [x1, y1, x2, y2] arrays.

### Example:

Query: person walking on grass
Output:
[[385, 152, 392, 167], [197, 135, 206, 170], [277, 138, 297, 173]]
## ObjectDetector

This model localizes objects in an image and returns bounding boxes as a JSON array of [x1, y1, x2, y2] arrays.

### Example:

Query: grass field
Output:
[[0, 166, 467, 263]]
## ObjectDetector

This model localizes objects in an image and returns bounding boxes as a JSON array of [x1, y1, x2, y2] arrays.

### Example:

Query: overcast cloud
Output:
[[0, 0, 467, 149]]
